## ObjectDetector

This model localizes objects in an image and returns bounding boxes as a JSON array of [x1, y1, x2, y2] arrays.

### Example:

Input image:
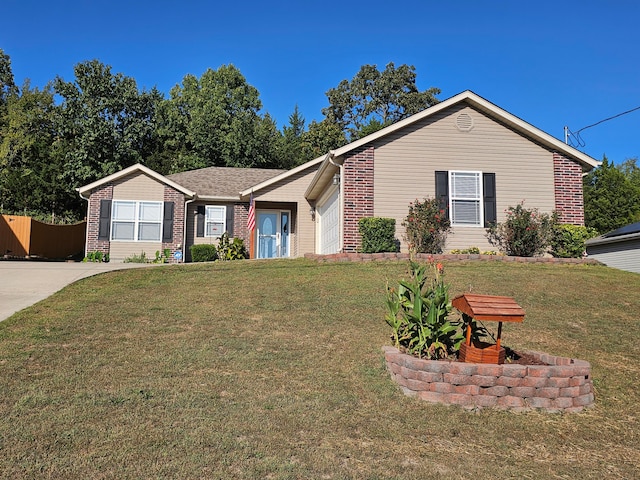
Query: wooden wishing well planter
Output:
[[452, 294, 525, 364]]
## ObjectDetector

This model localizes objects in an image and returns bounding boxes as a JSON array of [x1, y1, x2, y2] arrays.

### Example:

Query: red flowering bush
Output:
[[402, 198, 451, 254], [485, 202, 557, 257]]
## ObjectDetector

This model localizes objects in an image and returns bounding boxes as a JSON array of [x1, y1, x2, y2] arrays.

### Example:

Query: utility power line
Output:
[[565, 105, 640, 148]]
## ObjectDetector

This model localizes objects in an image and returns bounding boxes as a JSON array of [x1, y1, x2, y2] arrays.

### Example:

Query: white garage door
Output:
[[318, 187, 340, 254]]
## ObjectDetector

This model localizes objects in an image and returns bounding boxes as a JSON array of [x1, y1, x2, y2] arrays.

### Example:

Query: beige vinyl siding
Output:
[[372, 103, 556, 252], [255, 165, 320, 257], [113, 172, 164, 200], [109, 172, 165, 261], [186, 202, 234, 255]]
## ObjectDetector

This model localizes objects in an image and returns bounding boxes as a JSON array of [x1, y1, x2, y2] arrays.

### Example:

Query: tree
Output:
[[161, 65, 284, 171], [583, 156, 640, 233], [617, 157, 640, 189], [300, 119, 347, 160], [0, 81, 78, 221], [53, 60, 163, 187], [322, 62, 440, 140], [280, 105, 307, 168]]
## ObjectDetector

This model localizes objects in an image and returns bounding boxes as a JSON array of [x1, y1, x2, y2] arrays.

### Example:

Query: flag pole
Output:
[[248, 191, 256, 259]]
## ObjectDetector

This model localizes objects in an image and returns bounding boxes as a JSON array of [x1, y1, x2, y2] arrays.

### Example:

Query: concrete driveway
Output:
[[0, 261, 155, 322]]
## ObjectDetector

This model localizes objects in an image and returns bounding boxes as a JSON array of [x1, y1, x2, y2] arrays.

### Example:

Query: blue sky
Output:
[[2, 0, 639, 164]]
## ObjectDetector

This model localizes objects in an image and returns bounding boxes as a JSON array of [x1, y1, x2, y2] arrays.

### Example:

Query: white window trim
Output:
[[111, 200, 164, 242], [449, 170, 484, 227], [205, 205, 227, 238]]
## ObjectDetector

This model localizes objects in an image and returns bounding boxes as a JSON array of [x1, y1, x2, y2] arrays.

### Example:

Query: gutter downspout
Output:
[[327, 151, 344, 253], [77, 189, 90, 259], [182, 196, 196, 263]]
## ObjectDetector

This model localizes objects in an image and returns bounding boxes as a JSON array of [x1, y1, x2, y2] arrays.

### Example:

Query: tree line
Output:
[[0, 49, 439, 223], [2, 47, 638, 234]]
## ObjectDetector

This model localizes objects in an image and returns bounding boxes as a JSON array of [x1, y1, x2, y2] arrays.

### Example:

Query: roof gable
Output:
[[77, 163, 196, 197], [304, 90, 601, 199], [332, 90, 600, 170]]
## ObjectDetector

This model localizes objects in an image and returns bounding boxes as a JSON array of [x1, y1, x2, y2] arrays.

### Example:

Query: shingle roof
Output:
[[167, 166, 286, 200]]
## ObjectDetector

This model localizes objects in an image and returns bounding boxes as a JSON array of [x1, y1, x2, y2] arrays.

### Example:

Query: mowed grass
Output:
[[0, 259, 638, 479]]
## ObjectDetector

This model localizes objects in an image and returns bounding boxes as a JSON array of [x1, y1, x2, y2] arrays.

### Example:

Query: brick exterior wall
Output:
[[86, 184, 113, 255], [342, 146, 374, 252], [233, 203, 250, 244], [553, 152, 585, 225], [163, 186, 186, 263]]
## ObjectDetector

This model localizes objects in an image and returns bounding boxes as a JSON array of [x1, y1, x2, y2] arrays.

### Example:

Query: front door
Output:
[[257, 211, 291, 259]]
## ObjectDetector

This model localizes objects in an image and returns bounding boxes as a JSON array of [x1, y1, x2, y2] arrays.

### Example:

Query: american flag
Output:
[[247, 192, 256, 231]]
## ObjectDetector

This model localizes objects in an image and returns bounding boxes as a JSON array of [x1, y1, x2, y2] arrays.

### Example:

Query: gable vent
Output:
[[455, 112, 474, 132]]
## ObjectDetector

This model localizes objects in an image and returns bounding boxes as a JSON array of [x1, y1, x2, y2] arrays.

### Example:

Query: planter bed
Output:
[[383, 346, 595, 412]]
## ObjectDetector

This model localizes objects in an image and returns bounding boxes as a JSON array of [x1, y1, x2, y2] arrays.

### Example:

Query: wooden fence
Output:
[[0, 214, 86, 260]]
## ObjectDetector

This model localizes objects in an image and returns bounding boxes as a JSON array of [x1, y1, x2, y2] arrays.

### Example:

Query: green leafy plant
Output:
[[83, 251, 109, 262], [550, 224, 599, 258], [190, 244, 218, 263], [402, 198, 451, 254], [485, 202, 557, 257], [358, 217, 398, 253], [450, 247, 481, 254], [124, 251, 148, 263], [385, 260, 462, 359], [217, 233, 247, 261]]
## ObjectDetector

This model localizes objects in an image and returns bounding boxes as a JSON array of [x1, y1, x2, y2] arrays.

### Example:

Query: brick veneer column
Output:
[[234, 203, 250, 244], [553, 152, 585, 225], [343, 146, 374, 252], [86, 184, 113, 255], [163, 186, 186, 262]]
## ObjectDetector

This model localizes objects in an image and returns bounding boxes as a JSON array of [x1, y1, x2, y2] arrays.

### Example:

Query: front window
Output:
[[450, 171, 482, 226], [112, 200, 163, 241], [206, 206, 226, 237]]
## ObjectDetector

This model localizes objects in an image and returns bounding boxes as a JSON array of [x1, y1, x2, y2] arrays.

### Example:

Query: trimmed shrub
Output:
[[550, 224, 599, 258], [358, 217, 398, 253], [486, 203, 556, 257], [190, 244, 218, 262], [402, 198, 451, 254]]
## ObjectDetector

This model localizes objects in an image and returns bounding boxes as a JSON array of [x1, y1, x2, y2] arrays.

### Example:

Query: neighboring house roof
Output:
[[167, 166, 285, 201], [77, 163, 197, 198], [304, 90, 602, 200], [586, 221, 640, 247]]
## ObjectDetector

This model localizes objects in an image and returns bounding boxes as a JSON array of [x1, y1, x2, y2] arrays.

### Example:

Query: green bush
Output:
[[358, 217, 398, 253], [402, 198, 451, 254], [217, 233, 247, 261], [190, 244, 218, 262], [550, 224, 599, 258], [486, 203, 556, 257]]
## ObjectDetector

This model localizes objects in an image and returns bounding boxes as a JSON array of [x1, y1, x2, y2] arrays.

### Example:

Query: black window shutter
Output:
[[196, 205, 205, 238], [163, 202, 174, 242], [435, 171, 449, 219], [483, 173, 497, 227], [98, 199, 112, 240], [226, 206, 234, 237]]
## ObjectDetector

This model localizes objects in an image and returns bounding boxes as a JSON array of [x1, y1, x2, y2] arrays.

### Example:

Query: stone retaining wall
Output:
[[383, 346, 595, 412], [305, 252, 601, 265]]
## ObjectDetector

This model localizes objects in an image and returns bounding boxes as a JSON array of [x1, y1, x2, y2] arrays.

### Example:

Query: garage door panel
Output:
[[318, 188, 339, 254]]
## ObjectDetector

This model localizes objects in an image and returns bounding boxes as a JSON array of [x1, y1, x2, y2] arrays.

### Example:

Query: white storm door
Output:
[[318, 187, 340, 254]]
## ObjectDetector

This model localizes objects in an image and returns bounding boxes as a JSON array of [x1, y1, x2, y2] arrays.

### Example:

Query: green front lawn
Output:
[[0, 259, 638, 478]]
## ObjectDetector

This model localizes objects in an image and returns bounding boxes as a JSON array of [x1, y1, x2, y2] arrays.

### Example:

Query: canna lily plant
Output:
[[385, 260, 464, 359]]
